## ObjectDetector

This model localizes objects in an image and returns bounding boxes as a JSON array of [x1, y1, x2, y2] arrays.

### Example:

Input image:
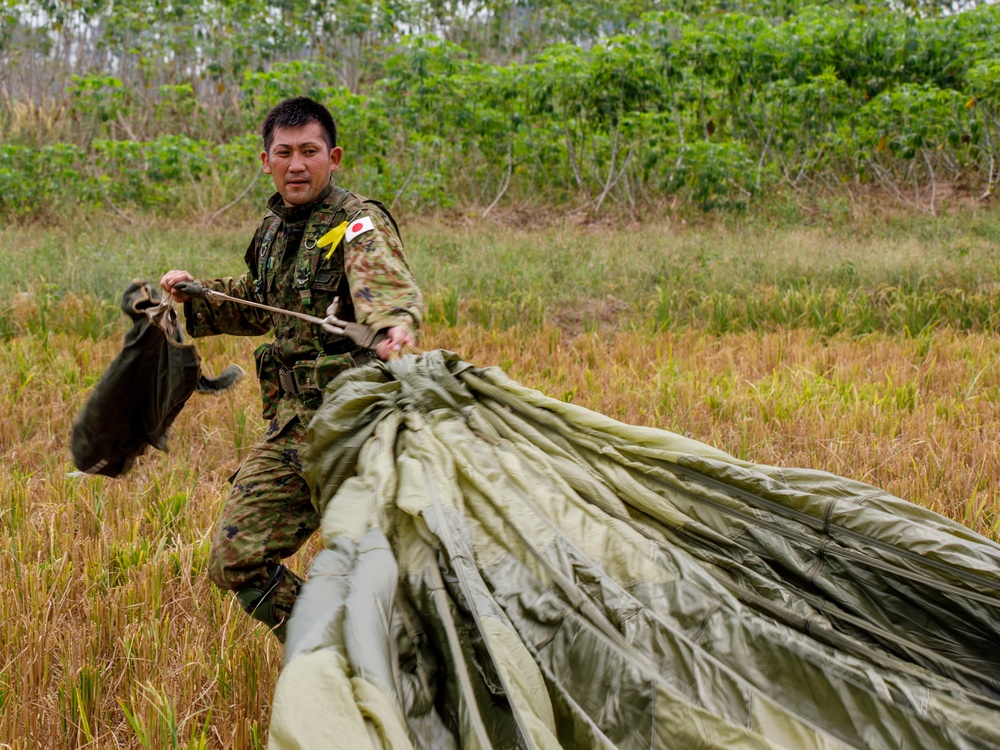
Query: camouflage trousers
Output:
[[207, 416, 319, 630]]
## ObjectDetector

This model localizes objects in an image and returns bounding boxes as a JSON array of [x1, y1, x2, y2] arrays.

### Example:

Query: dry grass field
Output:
[[3, 318, 1000, 747], [2, 209, 999, 747]]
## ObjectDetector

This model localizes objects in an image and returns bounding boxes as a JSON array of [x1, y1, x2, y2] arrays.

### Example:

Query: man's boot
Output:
[[234, 564, 301, 642]]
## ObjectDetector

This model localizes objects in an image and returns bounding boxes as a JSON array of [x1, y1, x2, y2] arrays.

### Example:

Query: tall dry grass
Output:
[[1, 330, 283, 749], [430, 325, 1000, 534], [2, 302, 999, 747]]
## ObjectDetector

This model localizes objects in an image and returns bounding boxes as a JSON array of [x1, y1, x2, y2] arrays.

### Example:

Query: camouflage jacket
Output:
[[185, 183, 422, 435]]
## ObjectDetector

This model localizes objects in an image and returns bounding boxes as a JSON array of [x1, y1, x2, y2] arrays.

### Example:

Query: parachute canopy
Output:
[[270, 350, 1000, 750]]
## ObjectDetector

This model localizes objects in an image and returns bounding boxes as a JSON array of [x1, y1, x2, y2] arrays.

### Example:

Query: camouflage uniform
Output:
[[185, 183, 422, 639]]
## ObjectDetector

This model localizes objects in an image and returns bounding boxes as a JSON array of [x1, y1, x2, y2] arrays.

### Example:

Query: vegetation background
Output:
[[1, 0, 999, 747], [2, 0, 999, 219]]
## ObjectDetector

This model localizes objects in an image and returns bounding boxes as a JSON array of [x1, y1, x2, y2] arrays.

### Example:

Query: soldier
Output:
[[160, 96, 422, 641]]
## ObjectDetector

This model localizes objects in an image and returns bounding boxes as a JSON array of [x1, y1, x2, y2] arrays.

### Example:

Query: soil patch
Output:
[[550, 295, 631, 336]]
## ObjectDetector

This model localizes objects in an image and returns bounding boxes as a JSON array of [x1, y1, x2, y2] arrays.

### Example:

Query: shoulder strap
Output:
[[302, 186, 353, 248], [244, 214, 282, 281]]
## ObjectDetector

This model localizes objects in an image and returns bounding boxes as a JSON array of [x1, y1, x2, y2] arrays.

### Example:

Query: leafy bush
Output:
[[1, 1, 998, 219]]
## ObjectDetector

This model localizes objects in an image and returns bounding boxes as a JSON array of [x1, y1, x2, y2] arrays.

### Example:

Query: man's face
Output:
[[261, 121, 343, 207]]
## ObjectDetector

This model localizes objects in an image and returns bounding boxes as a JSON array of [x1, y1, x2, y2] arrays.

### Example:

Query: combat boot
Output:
[[235, 564, 294, 642]]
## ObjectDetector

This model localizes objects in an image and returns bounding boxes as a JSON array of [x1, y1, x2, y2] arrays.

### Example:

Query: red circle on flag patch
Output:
[[351, 222, 363, 232]]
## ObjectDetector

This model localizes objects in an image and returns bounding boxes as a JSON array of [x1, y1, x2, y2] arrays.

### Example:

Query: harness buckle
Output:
[[277, 366, 300, 396]]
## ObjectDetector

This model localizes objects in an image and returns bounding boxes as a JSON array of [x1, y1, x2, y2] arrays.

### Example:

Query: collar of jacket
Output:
[[264, 184, 352, 252]]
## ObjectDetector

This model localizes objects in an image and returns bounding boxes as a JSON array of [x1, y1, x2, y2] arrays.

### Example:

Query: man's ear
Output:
[[330, 146, 343, 171], [261, 150, 271, 174]]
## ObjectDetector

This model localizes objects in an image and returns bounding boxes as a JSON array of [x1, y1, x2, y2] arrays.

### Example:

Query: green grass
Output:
[[3, 204, 999, 340]]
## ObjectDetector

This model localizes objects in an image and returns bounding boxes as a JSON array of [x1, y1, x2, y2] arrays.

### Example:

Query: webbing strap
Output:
[[173, 280, 388, 351]]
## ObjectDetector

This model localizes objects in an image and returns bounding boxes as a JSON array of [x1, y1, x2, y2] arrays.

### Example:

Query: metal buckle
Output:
[[277, 367, 299, 396]]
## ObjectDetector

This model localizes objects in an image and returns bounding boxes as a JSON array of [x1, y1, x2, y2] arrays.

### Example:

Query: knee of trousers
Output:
[[206, 536, 268, 592]]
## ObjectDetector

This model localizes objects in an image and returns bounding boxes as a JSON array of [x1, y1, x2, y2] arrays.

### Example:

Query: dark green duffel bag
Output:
[[71, 280, 243, 477]]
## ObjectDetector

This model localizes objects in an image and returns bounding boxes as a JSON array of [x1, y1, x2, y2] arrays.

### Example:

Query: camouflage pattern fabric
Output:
[[186, 182, 422, 635], [207, 417, 315, 622]]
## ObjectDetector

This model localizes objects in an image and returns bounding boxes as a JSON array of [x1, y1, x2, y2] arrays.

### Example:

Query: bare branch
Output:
[[921, 149, 937, 215], [205, 170, 260, 225], [390, 162, 419, 213], [595, 141, 634, 212], [101, 190, 136, 227], [483, 138, 513, 218], [866, 158, 914, 207]]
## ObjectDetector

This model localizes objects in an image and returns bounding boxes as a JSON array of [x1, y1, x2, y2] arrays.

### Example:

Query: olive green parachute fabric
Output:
[[268, 350, 1000, 750]]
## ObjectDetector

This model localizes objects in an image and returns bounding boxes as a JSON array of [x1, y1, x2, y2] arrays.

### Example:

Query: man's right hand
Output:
[[160, 270, 195, 303], [375, 326, 416, 361]]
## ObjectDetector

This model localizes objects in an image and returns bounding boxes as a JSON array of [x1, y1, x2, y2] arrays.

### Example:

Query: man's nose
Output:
[[288, 152, 307, 171]]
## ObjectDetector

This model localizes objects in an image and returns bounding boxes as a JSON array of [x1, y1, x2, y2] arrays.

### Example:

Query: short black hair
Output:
[[262, 96, 337, 153]]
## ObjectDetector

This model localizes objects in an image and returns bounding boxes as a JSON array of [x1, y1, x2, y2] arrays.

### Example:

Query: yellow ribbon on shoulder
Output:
[[318, 221, 349, 260]]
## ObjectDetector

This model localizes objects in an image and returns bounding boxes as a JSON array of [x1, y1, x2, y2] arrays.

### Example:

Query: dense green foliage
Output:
[[1, 1, 998, 218]]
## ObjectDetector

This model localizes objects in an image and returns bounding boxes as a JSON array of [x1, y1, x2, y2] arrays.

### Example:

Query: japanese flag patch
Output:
[[345, 215, 375, 242]]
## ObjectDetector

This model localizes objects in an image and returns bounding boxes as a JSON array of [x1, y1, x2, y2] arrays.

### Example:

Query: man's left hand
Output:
[[375, 327, 415, 361]]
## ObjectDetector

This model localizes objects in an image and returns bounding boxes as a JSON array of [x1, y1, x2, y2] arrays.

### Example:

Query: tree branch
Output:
[[205, 170, 260, 225], [483, 138, 514, 218]]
